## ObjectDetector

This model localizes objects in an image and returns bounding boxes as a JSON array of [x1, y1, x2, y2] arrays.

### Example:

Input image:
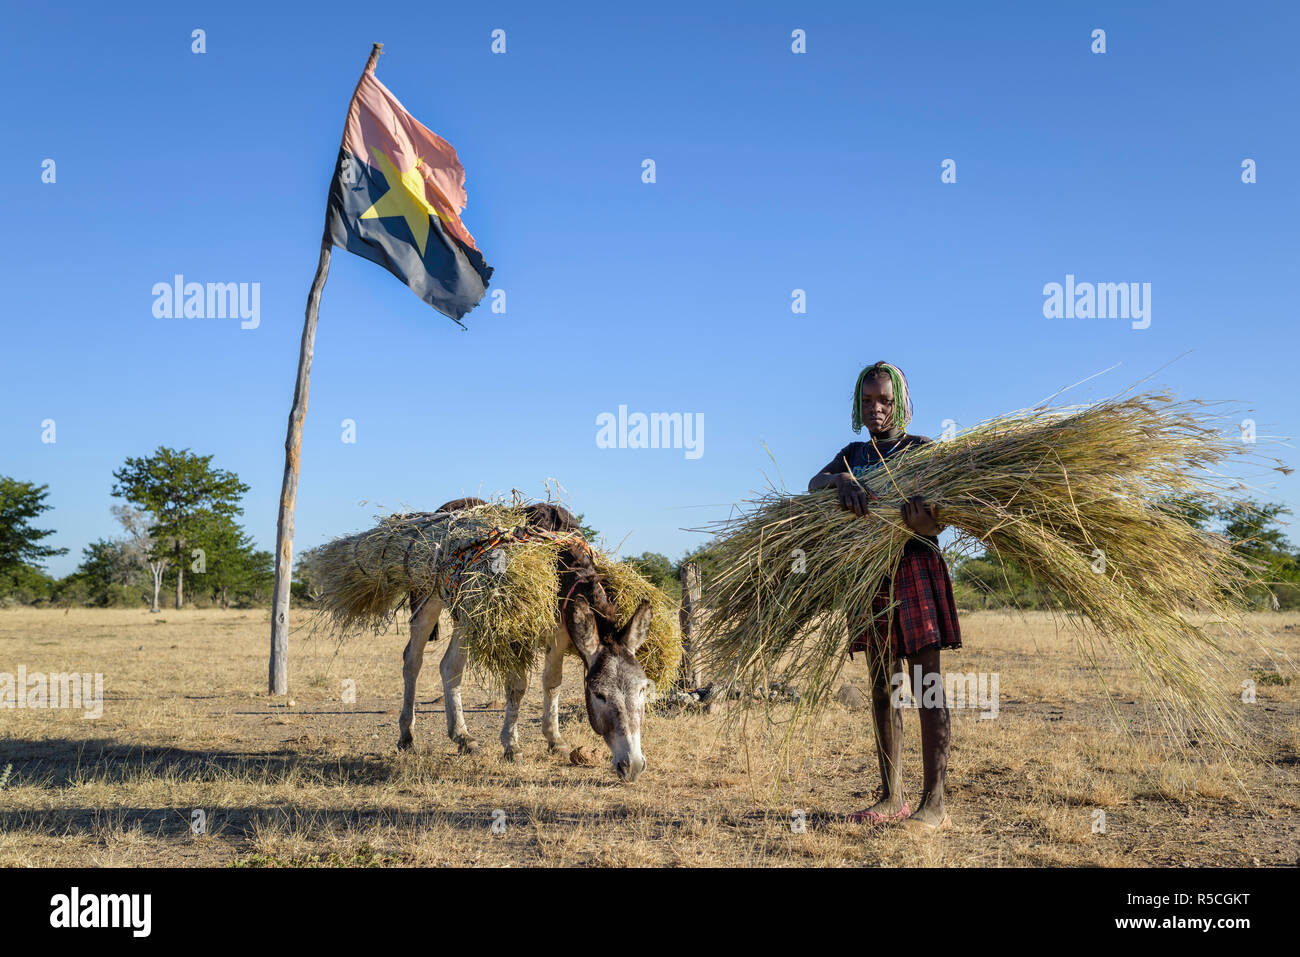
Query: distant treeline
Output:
[[4, 467, 1297, 613], [1, 448, 273, 611]]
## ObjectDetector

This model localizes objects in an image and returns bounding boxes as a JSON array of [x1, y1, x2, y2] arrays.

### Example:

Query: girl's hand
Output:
[[901, 496, 942, 536], [834, 473, 877, 516]]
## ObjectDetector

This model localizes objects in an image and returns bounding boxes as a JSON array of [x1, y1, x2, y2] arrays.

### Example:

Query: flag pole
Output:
[[269, 42, 383, 695]]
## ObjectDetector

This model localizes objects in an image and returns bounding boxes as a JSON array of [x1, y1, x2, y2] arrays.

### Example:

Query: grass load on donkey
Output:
[[311, 496, 682, 688]]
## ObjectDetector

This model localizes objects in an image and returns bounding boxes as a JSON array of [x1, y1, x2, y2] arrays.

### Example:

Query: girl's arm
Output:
[[809, 448, 876, 516], [808, 470, 841, 492]]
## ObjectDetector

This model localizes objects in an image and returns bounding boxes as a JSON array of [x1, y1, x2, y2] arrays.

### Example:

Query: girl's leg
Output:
[[852, 647, 908, 819], [909, 645, 950, 827]]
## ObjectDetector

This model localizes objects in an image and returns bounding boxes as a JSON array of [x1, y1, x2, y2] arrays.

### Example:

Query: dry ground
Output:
[[0, 607, 1296, 867]]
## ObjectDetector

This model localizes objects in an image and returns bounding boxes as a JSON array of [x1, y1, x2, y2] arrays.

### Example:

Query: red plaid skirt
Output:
[[849, 544, 962, 659]]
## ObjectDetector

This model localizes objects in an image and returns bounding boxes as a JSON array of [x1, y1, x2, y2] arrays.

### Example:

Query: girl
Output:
[[807, 361, 961, 832]]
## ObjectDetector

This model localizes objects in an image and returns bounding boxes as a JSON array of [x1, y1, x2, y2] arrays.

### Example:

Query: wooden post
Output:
[[677, 561, 702, 689], [268, 43, 383, 695]]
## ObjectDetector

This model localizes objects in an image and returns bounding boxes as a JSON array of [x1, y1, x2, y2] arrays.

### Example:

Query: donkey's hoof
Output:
[[503, 746, 520, 763], [397, 734, 413, 751], [547, 740, 569, 755], [455, 736, 479, 755]]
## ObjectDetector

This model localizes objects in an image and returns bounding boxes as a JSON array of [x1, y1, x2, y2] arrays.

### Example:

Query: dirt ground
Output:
[[0, 607, 1296, 867]]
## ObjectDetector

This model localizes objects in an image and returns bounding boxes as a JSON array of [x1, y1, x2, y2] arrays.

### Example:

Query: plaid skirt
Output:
[[849, 544, 962, 659]]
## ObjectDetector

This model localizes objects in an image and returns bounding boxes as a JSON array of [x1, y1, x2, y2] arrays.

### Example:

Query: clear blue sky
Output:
[[3, 1, 1297, 577]]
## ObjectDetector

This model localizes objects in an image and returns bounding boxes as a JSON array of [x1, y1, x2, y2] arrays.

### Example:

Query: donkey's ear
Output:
[[617, 599, 653, 654], [565, 596, 601, 666]]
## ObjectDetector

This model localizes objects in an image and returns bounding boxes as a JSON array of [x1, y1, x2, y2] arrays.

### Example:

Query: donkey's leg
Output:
[[542, 629, 568, 753], [439, 620, 479, 754], [500, 670, 530, 761], [398, 594, 441, 750]]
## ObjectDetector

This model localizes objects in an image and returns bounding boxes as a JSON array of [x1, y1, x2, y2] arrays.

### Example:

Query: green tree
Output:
[[0, 563, 57, 605], [194, 512, 273, 608], [627, 551, 679, 598], [950, 553, 1051, 610], [1218, 500, 1293, 556], [676, 540, 726, 588], [1153, 493, 1215, 532], [573, 513, 599, 544], [291, 545, 326, 605], [0, 476, 67, 600], [66, 538, 148, 607], [111, 448, 249, 610], [1216, 500, 1300, 609]]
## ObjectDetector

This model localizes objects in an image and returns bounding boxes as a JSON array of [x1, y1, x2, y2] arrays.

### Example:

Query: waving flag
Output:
[[270, 46, 498, 696], [325, 70, 493, 323]]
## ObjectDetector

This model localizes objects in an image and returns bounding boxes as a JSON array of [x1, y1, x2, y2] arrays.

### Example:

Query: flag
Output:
[[326, 71, 493, 323]]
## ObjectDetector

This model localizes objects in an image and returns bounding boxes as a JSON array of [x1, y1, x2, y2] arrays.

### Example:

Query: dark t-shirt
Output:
[[817, 433, 933, 479], [816, 433, 937, 553]]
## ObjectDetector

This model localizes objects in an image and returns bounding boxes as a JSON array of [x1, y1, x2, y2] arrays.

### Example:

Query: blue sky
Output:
[[3, 1, 1297, 577]]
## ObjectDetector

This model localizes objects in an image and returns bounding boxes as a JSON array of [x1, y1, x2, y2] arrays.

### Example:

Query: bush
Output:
[[627, 552, 680, 601], [0, 565, 57, 605], [53, 578, 91, 608], [103, 584, 147, 608]]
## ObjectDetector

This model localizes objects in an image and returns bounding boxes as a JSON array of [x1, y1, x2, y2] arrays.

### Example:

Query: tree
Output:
[[627, 551, 678, 595], [194, 512, 273, 608], [114, 504, 166, 612], [1154, 494, 1214, 531], [1218, 500, 1293, 557], [0, 563, 57, 605], [573, 513, 599, 544], [292, 545, 326, 605], [68, 539, 136, 605], [950, 552, 1051, 610], [1216, 500, 1300, 609], [0, 476, 67, 598], [111, 448, 249, 610], [676, 540, 727, 588]]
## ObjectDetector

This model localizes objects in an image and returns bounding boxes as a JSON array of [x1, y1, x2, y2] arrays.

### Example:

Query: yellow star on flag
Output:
[[359, 146, 448, 257]]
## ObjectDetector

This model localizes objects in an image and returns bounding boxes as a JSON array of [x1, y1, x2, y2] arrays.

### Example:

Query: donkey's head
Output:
[[557, 544, 652, 783], [564, 595, 653, 782]]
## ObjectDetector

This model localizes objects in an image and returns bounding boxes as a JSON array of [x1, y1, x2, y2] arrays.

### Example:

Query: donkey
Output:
[[397, 498, 653, 783]]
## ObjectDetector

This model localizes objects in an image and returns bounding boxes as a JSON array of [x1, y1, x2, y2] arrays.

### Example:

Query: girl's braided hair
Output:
[[851, 361, 912, 434]]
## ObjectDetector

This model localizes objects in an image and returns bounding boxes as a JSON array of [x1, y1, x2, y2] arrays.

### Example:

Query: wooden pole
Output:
[[677, 561, 701, 690], [269, 42, 383, 695]]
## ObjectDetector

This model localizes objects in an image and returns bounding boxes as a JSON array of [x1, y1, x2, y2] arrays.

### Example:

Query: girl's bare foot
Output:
[[904, 789, 950, 831], [847, 791, 911, 824]]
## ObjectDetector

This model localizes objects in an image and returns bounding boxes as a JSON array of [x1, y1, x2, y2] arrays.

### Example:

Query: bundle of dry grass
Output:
[[697, 392, 1276, 746], [312, 500, 682, 688], [312, 502, 529, 633], [598, 557, 682, 688]]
